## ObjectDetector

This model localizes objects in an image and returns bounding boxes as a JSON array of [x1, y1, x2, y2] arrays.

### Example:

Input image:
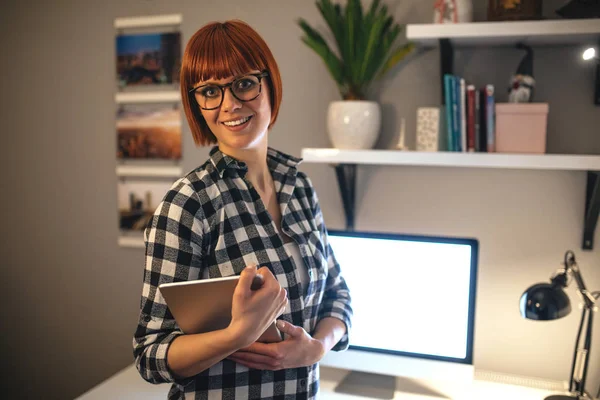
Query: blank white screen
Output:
[[328, 234, 474, 360]]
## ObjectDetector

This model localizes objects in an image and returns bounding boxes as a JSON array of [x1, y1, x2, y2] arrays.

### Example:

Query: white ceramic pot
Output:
[[327, 101, 382, 149]]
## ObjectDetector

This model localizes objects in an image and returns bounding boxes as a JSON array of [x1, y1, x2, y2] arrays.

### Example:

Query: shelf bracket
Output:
[[594, 56, 599, 105], [582, 171, 600, 250], [334, 164, 357, 231], [440, 38, 454, 105]]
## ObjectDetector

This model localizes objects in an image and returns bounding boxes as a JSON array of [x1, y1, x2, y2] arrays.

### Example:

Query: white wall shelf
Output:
[[116, 165, 182, 178], [406, 19, 600, 47], [301, 148, 600, 171], [302, 148, 600, 250], [115, 91, 180, 104], [114, 14, 182, 29]]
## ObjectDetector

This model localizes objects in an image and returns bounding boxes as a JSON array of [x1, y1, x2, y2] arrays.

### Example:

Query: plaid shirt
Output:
[[133, 147, 353, 400]]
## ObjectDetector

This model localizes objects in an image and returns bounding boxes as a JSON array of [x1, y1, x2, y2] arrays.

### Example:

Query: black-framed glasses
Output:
[[188, 71, 269, 110]]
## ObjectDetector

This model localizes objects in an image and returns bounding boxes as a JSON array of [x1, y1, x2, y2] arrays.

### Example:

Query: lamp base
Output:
[[546, 395, 588, 400]]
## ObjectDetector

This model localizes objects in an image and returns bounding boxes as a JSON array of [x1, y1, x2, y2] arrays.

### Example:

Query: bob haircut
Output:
[[180, 20, 283, 146]]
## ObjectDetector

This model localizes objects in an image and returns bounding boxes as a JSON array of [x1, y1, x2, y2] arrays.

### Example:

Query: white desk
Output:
[[77, 364, 575, 400]]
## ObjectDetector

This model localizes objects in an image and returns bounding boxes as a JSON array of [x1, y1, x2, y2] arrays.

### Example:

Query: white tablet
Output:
[[158, 275, 282, 343]]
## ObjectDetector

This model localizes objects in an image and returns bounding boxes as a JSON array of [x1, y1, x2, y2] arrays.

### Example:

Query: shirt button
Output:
[[300, 379, 306, 387]]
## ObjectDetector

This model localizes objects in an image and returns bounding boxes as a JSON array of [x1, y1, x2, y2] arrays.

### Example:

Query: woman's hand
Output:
[[227, 265, 288, 348], [226, 320, 326, 370]]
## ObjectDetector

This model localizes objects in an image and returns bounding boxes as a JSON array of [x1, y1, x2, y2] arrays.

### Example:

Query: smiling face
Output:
[[180, 21, 283, 148], [196, 71, 272, 155]]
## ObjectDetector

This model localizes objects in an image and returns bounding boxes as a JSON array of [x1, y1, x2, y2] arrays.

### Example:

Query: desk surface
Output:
[[77, 364, 573, 400]]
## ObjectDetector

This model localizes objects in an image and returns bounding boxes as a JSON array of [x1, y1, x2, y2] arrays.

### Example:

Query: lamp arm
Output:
[[564, 251, 596, 309], [562, 251, 597, 398]]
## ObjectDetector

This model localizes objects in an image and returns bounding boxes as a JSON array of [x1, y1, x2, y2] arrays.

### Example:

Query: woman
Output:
[[133, 20, 352, 400]]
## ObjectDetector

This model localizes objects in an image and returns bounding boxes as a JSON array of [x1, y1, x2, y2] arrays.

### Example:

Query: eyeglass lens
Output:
[[194, 75, 262, 110]]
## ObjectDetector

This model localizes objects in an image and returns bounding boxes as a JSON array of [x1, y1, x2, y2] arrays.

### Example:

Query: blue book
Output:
[[452, 76, 461, 152], [485, 85, 496, 152], [444, 74, 454, 152]]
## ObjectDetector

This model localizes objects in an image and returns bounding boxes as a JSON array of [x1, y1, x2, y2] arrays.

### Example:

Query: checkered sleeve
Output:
[[133, 179, 205, 385], [310, 180, 353, 352]]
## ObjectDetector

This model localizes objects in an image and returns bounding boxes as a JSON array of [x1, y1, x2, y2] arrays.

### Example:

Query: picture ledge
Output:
[[118, 236, 145, 248], [115, 91, 180, 104], [114, 14, 182, 29], [116, 165, 183, 178]]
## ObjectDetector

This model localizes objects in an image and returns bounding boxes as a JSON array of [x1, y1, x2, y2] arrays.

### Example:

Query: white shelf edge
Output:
[[118, 236, 145, 248], [301, 148, 600, 171], [116, 165, 182, 178], [407, 19, 600, 46], [115, 91, 180, 104], [114, 14, 182, 29]]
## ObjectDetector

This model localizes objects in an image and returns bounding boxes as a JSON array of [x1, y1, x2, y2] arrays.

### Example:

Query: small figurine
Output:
[[434, 0, 473, 24], [395, 117, 409, 151], [508, 43, 535, 103]]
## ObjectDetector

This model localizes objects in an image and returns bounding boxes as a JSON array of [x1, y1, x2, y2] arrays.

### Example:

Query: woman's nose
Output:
[[221, 87, 242, 112]]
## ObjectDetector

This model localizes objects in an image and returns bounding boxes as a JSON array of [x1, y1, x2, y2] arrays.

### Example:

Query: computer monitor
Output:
[[320, 230, 478, 397]]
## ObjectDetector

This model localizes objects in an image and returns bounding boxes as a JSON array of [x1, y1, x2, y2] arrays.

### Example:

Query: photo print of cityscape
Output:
[[116, 32, 181, 88], [117, 178, 175, 233], [117, 103, 182, 160]]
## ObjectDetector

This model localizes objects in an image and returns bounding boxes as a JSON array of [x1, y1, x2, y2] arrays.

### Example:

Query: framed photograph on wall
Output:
[[487, 0, 543, 21], [117, 177, 176, 234], [116, 31, 181, 88], [117, 103, 182, 160]]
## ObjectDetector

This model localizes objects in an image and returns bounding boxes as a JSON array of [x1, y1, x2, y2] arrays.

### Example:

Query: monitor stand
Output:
[[334, 371, 451, 400]]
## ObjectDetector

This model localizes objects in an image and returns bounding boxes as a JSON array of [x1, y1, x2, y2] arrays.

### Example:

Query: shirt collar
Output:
[[209, 146, 302, 178]]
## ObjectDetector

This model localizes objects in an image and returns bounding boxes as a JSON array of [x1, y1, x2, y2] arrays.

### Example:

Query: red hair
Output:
[[180, 20, 283, 146]]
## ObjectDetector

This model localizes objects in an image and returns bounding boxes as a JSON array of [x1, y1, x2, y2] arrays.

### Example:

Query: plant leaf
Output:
[[297, 18, 328, 48], [359, 6, 387, 85], [300, 36, 345, 86], [376, 42, 415, 79], [345, 0, 358, 85], [316, 0, 344, 59]]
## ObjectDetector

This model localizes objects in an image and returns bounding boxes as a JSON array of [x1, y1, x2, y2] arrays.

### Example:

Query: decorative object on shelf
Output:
[[327, 101, 382, 149], [509, 43, 535, 103], [520, 250, 599, 400], [556, 0, 600, 18], [298, 0, 414, 149], [416, 107, 441, 151], [487, 0, 543, 21], [395, 117, 409, 150], [495, 102, 548, 154], [433, 0, 473, 23]]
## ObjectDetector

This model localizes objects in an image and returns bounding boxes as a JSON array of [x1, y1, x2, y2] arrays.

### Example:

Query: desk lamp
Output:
[[520, 250, 599, 399]]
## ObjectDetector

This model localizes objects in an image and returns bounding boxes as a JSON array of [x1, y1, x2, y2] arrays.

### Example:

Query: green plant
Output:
[[298, 0, 415, 101]]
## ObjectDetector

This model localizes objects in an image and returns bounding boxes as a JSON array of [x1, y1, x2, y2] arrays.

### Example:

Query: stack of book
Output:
[[443, 74, 496, 153]]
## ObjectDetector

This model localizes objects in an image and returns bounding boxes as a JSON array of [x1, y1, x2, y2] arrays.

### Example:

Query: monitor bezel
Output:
[[326, 229, 479, 366]]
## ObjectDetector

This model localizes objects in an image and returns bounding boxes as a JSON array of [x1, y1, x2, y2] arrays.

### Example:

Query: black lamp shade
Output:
[[520, 283, 572, 320]]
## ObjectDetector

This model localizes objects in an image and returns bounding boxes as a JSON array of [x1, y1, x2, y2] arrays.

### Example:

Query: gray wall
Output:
[[1, 0, 599, 399]]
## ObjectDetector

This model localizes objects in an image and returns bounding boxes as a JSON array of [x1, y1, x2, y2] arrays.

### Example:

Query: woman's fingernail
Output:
[[276, 320, 285, 330]]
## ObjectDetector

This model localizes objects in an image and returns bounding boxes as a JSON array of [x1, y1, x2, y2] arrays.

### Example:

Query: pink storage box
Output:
[[495, 103, 549, 154]]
